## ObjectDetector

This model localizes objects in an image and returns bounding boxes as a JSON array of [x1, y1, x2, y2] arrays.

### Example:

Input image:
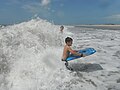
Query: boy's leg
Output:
[[65, 60, 68, 66], [65, 60, 73, 71], [61, 59, 73, 70]]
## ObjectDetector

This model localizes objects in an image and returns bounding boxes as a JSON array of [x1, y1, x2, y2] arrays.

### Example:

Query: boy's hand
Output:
[[82, 54, 86, 57], [73, 50, 79, 52], [81, 53, 86, 57]]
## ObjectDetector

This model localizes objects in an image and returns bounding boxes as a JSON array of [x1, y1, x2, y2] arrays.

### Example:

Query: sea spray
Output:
[[0, 18, 69, 90]]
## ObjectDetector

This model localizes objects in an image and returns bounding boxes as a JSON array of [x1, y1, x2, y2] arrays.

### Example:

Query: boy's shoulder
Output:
[[65, 45, 71, 49]]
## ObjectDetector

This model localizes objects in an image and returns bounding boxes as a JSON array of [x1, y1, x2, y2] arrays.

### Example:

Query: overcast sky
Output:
[[0, 0, 120, 25]]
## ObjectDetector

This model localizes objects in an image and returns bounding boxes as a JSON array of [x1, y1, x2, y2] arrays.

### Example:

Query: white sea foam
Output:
[[0, 18, 70, 90], [0, 18, 120, 90]]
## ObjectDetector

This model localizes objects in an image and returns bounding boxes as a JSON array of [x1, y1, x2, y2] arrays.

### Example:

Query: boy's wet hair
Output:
[[65, 37, 73, 43]]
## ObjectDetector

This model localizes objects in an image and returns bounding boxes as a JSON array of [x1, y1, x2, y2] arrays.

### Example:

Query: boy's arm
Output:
[[68, 46, 83, 56]]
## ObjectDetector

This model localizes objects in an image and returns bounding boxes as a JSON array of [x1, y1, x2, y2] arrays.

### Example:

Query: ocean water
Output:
[[0, 18, 120, 90], [75, 25, 120, 30]]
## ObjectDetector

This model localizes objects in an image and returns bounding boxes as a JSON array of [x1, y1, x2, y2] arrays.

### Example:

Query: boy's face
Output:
[[67, 41, 72, 46]]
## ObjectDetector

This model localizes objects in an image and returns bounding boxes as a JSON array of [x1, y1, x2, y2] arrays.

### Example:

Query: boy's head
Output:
[[65, 37, 73, 46]]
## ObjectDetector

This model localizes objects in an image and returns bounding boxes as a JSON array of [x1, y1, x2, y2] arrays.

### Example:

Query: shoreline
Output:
[[75, 25, 120, 30]]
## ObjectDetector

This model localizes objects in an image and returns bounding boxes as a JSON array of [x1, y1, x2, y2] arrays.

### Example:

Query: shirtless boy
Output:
[[62, 37, 85, 61]]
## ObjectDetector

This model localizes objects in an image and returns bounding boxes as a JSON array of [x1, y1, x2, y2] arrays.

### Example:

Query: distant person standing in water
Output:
[[58, 25, 64, 46], [60, 26, 64, 33]]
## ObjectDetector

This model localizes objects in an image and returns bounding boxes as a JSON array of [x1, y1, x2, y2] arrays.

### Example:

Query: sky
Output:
[[0, 0, 120, 25]]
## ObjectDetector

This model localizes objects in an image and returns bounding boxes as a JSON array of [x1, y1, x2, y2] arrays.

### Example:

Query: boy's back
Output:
[[62, 45, 70, 61]]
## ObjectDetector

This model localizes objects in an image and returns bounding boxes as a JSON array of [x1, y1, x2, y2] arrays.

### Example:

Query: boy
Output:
[[61, 37, 86, 70], [62, 37, 85, 61]]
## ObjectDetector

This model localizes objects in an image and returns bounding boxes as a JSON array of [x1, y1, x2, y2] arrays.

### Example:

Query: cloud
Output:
[[41, 0, 51, 6], [5, 0, 21, 5], [60, 3, 64, 7], [22, 3, 41, 13], [56, 11, 64, 18], [22, 2, 51, 18], [22, 0, 52, 13], [105, 14, 120, 21], [22, 0, 65, 19], [99, 0, 114, 8], [10, 0, 20, 4]]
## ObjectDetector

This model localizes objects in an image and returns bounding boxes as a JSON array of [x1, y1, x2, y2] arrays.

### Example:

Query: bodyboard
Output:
[[66, 48, 96, 61]]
